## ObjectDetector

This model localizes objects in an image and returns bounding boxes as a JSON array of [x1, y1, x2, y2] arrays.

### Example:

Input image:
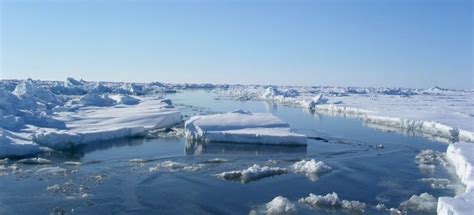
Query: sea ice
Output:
[[265, 196, 298, 214], [291, 159, 331, 181], [33, 98, 182, 150], [298, 192, 366, 212], [400, 193, 437, 213], [185, 110, 307, 145], [215, 164, 288, 183], [17, 157, 52, 165], [437, 142, 474, 215]]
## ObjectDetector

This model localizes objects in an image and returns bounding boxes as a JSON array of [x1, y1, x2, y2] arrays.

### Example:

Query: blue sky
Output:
[[1, 0, 472, 88]]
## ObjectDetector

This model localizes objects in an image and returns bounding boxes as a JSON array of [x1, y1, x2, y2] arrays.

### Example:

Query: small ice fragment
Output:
[[36, 166, 66, 175], [81, 193, 93, 198], [63, 161, 81, 166], [375, 203, 387, 211], [18, 157, 52, 165], [129, 158, 146, 163], [298, 192, 365, 212], [148, 161, 204, 172], [420, 178, 449, 189], [400, 193, 437, 213], [216, 164, 288, 183], [265, 196, 298, 214], [93, 175, 106, 183], [291, 159, 331, 180], [47, 184, 61, 192]]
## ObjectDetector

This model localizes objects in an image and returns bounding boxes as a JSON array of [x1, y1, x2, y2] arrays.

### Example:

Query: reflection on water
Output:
[[185, 140, 307, 155], [58, 138, 146, 158]]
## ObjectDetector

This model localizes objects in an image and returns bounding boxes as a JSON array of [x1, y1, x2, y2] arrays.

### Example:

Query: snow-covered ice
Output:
[[0, 128, 41, 157], [437, 142, 474, 215], [218, 85, 474, 142], [215, 164, 288, 183], [185, 110, 307, 145]]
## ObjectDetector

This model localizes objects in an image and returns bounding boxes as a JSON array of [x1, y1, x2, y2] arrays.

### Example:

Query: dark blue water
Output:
[[0, 90, 458, 214]]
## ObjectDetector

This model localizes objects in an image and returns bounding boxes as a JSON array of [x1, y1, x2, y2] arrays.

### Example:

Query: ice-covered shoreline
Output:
[[217, 85, 474, 143]]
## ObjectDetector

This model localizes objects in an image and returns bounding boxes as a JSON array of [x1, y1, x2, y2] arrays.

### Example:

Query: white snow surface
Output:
[[34, 98, 181, 150], [437, 142, 474, 215], [0, 79, 183, 155], [185, 110, 307, 145], [218, 85, 474, 142]]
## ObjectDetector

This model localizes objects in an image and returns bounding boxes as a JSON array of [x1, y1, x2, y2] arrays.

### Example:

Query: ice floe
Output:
[[400, 193, 437, 213], [215, 164, 288, 183], [185, 110, 307, 145], [33, 98, 181, 150]]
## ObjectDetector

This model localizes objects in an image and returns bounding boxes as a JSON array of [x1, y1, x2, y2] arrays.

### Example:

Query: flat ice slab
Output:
[[34, 99, 181, 150], [185, 110, 307, 145]]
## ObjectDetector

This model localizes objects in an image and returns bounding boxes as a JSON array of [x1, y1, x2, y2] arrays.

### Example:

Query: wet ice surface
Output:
[[0, 90, 461, 214]]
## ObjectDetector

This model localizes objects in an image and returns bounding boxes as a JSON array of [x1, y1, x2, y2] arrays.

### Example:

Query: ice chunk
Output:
[[63, 161, 81, 166], [298, 192, 365, 212], [109, 94, 140, 105], [185, 111, 307, 145], [148, 161, 205, 172], [437, 142, 474, 215], [65, 77, 83, 87], [265, 196, 298, 214], [47, 184, 61, 192], [291, 159, 331, 175], [73, 94, 116, 107], [36, 166, 67, 175], [215, 164, 288, 183], [0, 128, 41, 157], [17, 157, 52, 165], [400, 193, 437, 213], [34, 99, 182, 149], [421, 178, 450, 189], [13, 80, 62, 106], [415, 149, 446, 171]]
